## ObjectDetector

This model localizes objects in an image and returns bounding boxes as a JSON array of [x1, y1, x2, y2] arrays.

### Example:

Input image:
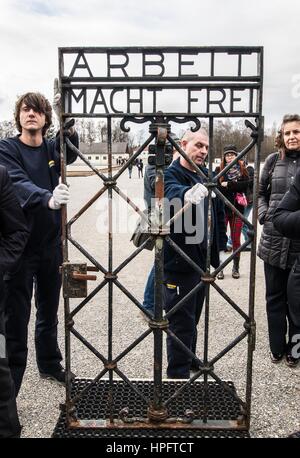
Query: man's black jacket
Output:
[[0, 133, 78, 252], [0, 165, 28, 275], [273, 167, 300, 240], [164, 158, 227, 273]]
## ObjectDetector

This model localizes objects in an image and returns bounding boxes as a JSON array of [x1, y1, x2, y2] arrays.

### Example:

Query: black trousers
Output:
[[4, 248, 63, 395], [164, 271, 205, 378], [287, 261, 300, 353], [264, 262, 300, 355], [0, 283, 21, 438]]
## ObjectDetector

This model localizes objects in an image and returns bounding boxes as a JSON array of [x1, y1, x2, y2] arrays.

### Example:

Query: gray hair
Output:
[[181, 128, 208, 143]]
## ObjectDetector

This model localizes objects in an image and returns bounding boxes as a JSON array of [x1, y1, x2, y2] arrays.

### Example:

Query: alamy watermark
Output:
[[0, 333, 6, 359], [291, 334, 300, 359], [95, 195, 205, 244]]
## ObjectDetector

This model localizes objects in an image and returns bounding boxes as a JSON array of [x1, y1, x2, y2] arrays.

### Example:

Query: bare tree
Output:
[[45, 124, 56, 140], [86, 120, 96, 145], [0, 120, 17, 139]]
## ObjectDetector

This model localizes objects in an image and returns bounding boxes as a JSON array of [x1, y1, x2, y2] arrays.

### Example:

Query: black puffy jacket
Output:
[[273, 167, 300, 242], [257, 151, 300, 269]]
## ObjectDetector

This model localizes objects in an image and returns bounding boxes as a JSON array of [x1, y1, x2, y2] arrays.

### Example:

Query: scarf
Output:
[[226, 163, 241, 181]]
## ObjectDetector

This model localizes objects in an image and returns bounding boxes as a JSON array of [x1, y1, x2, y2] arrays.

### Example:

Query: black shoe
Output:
[[40, 369, 75, 386], [243, 246, 252, 252], [190, 362, 200, 372], [270, 352, 284, 363], [285, 353, 300, 368], [217, 270, 224, 280], [232, 257, 240, 279], [232, 268, 240, 279], [166, 370, 190, 379]]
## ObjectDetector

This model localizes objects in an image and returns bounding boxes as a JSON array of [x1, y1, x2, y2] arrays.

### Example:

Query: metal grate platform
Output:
[[52, 379, 250, 438]]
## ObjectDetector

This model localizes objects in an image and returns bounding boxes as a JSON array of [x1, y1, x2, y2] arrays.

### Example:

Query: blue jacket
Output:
[[0, 133, 78, 252], [164, 158, 227, 273]]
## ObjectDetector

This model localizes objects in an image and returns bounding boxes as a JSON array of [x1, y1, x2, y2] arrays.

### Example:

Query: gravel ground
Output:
[[16, 167, 300, 438]]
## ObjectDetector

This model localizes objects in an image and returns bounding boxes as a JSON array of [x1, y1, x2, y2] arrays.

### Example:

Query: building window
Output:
[[88, 156, 92, 160], [103, 156, 107, 160], [95, 156, 99, 160]]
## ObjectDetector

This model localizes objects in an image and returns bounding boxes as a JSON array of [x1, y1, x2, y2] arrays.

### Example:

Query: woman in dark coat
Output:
[[258, 114, 300, 367], [217, 145, 251, 279], [273, 168, 300, 366]]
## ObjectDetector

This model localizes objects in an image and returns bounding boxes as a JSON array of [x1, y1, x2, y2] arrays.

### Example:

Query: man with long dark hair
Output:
[[0, 90, 78, 394]]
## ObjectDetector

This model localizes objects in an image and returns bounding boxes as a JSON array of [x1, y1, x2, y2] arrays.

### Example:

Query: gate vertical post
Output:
[[107, 116, 115, 423], [58, 50, 73, 423], [148, 122, 169, 422]]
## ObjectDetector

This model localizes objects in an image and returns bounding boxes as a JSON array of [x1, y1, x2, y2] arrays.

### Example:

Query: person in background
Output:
[[0, 86, 78, 394], [137, 159, 144, 178], [258, 114, 300, 367], [217, 145, 251, 279], [128, 161, 133, 178], [241, 162, 254, 251], [0, 165, 28, 438]]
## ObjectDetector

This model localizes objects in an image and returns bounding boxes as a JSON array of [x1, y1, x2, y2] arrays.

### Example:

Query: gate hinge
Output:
[[62, 262, 97, 298]]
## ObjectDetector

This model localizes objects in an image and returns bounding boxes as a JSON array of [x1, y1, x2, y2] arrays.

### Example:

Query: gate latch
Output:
[[62, 262, 97, 298]]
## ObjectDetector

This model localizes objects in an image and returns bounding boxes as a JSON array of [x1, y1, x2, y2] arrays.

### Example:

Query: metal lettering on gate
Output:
[[55, 46, 263, 436]]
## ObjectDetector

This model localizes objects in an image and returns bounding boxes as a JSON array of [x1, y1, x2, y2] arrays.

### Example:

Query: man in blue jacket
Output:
[[0, 90, 78, 394], [164, 129, 227, 379]]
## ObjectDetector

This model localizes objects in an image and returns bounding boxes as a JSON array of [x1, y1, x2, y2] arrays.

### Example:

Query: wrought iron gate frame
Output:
[[58, 46, 264, 431]]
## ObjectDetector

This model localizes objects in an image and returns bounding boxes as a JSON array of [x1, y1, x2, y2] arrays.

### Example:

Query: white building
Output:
[[75, 142, 131, 166]]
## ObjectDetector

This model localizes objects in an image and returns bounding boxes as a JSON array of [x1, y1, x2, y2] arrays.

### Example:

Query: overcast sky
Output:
[[0, 0, 299, 130]]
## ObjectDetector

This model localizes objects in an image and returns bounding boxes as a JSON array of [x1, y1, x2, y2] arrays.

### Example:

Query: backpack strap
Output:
[[268, 152, 279, 179], [266, 152, 279, 198]]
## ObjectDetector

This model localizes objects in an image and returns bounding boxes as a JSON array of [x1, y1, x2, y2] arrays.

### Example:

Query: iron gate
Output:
[[53, 46, 263, 437]]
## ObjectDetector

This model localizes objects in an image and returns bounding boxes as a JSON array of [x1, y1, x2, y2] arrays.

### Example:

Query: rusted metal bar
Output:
[[67, 185, 108, 227], [59, 45, 262, 53], [62, 112, 261, 119], [113, 326, 153, 364], [113, 237, 155, 276], [70, 328, 108, 365], [165, 236, 205, 276], [70, 367, 109, 406], [113, 134, 155, 181], [69, 418, 248, 430], [71, 272, 97, 281], [87, 266, 100, 272], [70, 279, 108, 319], [68, 235, 107, 275], [107, 116, 114, 425], [151, 123, 168, 422], [245, 112, 264, 429], [202, 117, 214, 424], [211, 282, 249, 321], [163, 281, 205, 321], [58, 54, 74, 427], [65, 137, 108, 181]]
